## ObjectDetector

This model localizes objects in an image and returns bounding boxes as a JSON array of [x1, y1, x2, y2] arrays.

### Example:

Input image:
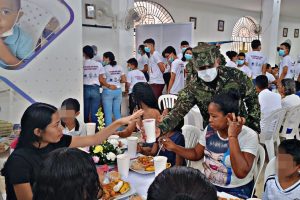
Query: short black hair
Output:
[[273, 65, 279, 69], [211, 90, 241, 116], [144, 38, 155, 45], [281, 79, 296, 95], [251, 40, 261, 49], [61, 98, 80, 113], [181, 41, 189, 46], [238, 52, 245, 57], [83, 45, 94, 59], [127, 58, 138, 68], [279, 139, 300, 165], [33, 148, 101, 200], [281, 42, 291, 53], [266, 63, 271, 69], [255, 75, 268, 90], [226, 51, 238, 60], [163, 46, 177, 56], [147, 166, 217, 200]]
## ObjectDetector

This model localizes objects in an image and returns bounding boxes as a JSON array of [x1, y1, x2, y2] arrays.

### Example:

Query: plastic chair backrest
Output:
[[158, 94, 178, 110], [260, 108, 287, 141], [181, 125, 201, 167], [264, 157, 276, 184], [251, 144, 266, 197], [280, 104, 300, 139], [184, 105, 203, 130]]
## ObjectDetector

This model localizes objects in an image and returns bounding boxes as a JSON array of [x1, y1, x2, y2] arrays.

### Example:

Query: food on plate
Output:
[[137, 156, 153, 167], [145, 165, 155, 171], [102, 172, 131, 200], [131, 160, 144, 170], [109, 171, 121, 182]]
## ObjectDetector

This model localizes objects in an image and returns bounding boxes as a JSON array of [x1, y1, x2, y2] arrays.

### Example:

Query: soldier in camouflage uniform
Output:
[[159, 42, 260, 134], [186, 43, 226, 83]]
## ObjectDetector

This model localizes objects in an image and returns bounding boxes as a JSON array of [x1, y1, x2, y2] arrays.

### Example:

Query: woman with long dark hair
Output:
[[1, 102, 142, 200], [100, 52, 126, 127], [33, 148, 101, 200]]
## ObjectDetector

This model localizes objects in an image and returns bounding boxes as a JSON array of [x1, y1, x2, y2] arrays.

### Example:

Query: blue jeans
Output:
[[215, 179, 254, 199], [102, 88, 122, 126], [84, 85, 101, 124]]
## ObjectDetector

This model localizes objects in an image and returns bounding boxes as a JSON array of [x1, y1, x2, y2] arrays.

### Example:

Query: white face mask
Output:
[[1, 11, 20, 38], [197, 67, 218, 82]]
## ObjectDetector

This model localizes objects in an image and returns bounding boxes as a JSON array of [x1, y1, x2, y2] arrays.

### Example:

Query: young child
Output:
[[126, 58, 147, 114], [263, 139, 300, 200], [60, 98, 87, 136], [237, 52, 252, 78], [137, 120, 186, 166], [0, 0, 33, 69]]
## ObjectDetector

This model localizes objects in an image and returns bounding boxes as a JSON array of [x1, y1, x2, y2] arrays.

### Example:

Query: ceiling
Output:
[[187, 0, 300, 19]]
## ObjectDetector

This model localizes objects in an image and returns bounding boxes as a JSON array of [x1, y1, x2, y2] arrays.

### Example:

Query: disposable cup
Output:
[[117, 154, 130, 178], [154, 156, 167, 177], [142, 119, 156, 143], [127, 136, 138, 158], [86, 123, 96, 136]]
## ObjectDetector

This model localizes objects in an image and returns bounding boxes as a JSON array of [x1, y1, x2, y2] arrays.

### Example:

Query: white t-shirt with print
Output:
[[279, 55, 295, 79], [238, 65, 252, 78], [226, 60, 237, 68], [198, 125, 258, 188], [104, 65, 125, 88], [63, 121, 87, 136], [148, 51, 165, 84], [246, 51, 268, 79], [137, 54, 148, 71], [83, 59, 105, 86], [170, 59, 185, 95], [127, 69, 147, 94], [263, 175, 300, 200], [282, 94, 300, 108]]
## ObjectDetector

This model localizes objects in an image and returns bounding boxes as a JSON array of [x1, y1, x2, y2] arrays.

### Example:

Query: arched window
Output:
[[134, 1, 175, 26], [232, 16, 260, 53], [132, 1, 174, 54]]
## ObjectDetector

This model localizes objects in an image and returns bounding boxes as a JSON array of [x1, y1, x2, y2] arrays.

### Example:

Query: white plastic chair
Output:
[[181, 125, 201, 167], [251, 144, 266, 197], [259, 108, 287, 160], [280, 104, 300, 140], [158, 94, 178, 110], [264, 157, 276, 184], [184, 105, 203, 131]]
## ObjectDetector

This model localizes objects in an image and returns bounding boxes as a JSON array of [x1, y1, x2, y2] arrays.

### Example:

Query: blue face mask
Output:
[[184, 54, 193, 60], [168, 57, 174, 63], [138, 50, 142, 55], [102, 61, 109, 66], [144, 47, 150, 53], [278, 49, 285, 57], [182, 47, 187, 53], [237, 60, 244, 65]]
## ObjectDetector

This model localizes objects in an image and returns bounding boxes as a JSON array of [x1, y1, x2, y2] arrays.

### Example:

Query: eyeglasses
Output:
[[0, 8, 18, 16]]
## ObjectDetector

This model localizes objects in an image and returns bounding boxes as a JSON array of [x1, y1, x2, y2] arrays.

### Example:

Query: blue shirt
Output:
[[159, 131, 186, 166], [1, 26, 34, 69]]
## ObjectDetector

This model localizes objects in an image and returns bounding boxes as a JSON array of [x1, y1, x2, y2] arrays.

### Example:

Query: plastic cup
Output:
[[127, 136, 138, 158], [142, 119, 156, 143], [117, 154, 130, 178], [86, 123, 96, 135], [154, 156, 167, 177]]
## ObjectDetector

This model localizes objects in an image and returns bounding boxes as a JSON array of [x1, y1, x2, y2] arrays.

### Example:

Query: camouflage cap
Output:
[[192, 42, 220, 69]]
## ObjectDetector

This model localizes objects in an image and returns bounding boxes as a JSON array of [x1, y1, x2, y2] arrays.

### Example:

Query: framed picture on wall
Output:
[[283, 28, 288, 37], [189, 17, 197, 30], [85, 4, 96, 19], [218, 20, 224, 32], [294, 29, 299, 38]]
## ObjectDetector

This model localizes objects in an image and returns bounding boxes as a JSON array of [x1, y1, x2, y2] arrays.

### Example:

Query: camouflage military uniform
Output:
[[159, 43, 260, 133]]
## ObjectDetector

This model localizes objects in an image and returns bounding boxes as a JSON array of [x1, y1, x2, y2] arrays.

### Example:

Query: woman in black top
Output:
[[2, 103, 143, 200]]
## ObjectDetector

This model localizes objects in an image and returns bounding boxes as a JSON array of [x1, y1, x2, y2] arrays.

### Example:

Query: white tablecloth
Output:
[[126, 171, 155, 197]]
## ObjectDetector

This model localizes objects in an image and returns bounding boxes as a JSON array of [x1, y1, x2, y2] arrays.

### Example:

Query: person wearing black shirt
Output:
[[1, 103, 143, 200]]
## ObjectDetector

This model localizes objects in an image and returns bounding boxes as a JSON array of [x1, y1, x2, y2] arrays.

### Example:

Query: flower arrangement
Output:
[[95, 107, 105, 131], [89, 139, 123, 165], [89, 107, 123, 165]]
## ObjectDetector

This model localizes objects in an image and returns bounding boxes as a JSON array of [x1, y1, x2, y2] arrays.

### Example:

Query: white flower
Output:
[[108, 139, 119, 148], [117, 148, 122, 154], [106, 152, 116, 161]]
